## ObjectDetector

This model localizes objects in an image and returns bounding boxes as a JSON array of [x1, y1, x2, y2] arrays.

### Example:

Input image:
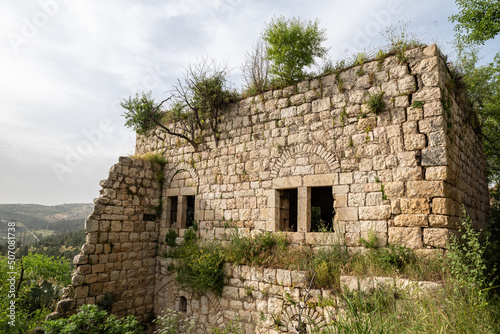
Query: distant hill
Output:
[[0, 203, 93, 241]]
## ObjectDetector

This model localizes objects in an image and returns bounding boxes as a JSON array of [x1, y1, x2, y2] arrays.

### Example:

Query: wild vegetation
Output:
[[162, 206, 499, 333]]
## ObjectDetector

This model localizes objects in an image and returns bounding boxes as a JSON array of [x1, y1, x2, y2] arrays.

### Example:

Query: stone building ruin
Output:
[[64, 44, 489, 332]]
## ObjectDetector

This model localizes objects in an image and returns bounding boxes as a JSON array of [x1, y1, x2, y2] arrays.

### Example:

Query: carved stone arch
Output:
[[165, 162, 199, 188], [270, 143, 337, 178]]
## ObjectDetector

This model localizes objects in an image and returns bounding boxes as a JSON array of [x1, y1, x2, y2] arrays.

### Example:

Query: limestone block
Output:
[[73, 254, 88, 265], [291, 271, 308, 288], [393, 167, 422, 181], [432, 198, 460, 216], [407, 181, 445, 197], [407, 107, 423, 121], [89, 283, 103, 296], [358, 205, 391, 220], [304, 173, 338, 186], [273, 176, 302, 188], [312, 97, 330, 112], [394, 214, 428, 227], [276, 269, 291, 286], [348, 193, 365, 206], [383, 182, 405, 198], [418, 117, 444, 134], [404, 134, 426, 150], [365, 192, 382, 206], [400, 198, 430, 214], [397, 151, 419, 167], [340, 276, 359, 291], [422, 147, 448, 166], [428, 215, 459, 228], [73, 286, 89, 299], [337, 207, 358, 221], [388, 227, 423, 249], [344, 233, 360, 247], [360, 220, 387, 233], [339, 173, 353, 185], [423, 228, 450, 248], [332, 185, 350, 194]]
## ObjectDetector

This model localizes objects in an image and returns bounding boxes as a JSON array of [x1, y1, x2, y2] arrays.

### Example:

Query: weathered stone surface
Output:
[[388, 227, 423, 249], [394, 214, 428, 227], [400, 198, 430, 214], [70, 45, 490, 331], [422, 147, 448, 166], [423, 228, 450, 248], [358, 205, 391, 220], [407, 181, 445, 197]]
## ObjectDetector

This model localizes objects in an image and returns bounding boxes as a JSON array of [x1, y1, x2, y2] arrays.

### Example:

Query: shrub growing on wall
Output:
[[262, 16, 328, 85]]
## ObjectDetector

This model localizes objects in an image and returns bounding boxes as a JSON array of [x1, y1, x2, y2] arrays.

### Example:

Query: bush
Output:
[[43, 304, 144, 334], [447, 206, 492, 292], [366, 92, 386, 114], [262, 16, 328, 85], [153, 308, 195, 334], [172, 242, 225, 295]]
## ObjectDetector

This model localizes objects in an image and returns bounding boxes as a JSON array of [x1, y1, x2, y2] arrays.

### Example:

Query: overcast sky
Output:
[[0, 0, 498, 205]]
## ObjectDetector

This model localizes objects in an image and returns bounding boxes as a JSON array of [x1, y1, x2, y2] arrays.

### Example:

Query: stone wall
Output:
[[70, 157, 162, 321], [137, 44, 489, 254], [65, 44, 490, 326], [154, 260, 442, 333]]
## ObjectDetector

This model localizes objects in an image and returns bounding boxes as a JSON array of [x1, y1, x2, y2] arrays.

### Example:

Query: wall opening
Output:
[[168, 196, 178, 227], [185, 195, 195, 228], [278, 189, 297, 232], [310, 187, 334, 232], [179, 296, 187, 313]]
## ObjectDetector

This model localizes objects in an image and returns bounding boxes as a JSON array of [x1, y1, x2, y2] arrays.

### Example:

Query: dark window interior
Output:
[[143, 214, 156, 221], [168, 196, 178, 227], [186, 196, 195, 228], [179, 296, 187, 312], [311, 187, 334, 232], [279, 189, 297, 232]]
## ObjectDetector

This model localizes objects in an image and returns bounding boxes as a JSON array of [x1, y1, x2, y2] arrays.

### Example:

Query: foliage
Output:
[[447, 206, 492, 292], [358, 230, 379, 249], [378, 244, 415, 271], [165, 229, 178, 247], [366, 92, 386, 114], [224, 230, 289, 266], [153, 308, 195, 334], [262, 16, 328, 85], [454, 48, 500, 184], [381, 20, 422, 63], [132, 152, 167, 166], [43, 304, 144, 334], [0, 253, 74, 333], [170, 241, 225, 295], [210, 320, 244, 334], [450, 0, 500, 45], [174, 59, 238, 146], [21, 253, 72, 285], [242, 39, 270, 95], [122, 60, 237, 150]]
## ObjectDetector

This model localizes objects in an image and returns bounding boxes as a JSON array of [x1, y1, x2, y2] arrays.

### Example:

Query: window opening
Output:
[[185, 195, 195, 228], [278, 189, 298, 232], [310, 187, 334, 232], [179, 296, 187, 312], [168, 196, 178, 227]]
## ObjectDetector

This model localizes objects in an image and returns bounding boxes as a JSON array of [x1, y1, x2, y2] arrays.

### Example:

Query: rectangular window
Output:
[[310, 187, 334, 232], [185, 195, 195, 228], [278, 189, 297, 232], [167, 196, 178, 227]]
